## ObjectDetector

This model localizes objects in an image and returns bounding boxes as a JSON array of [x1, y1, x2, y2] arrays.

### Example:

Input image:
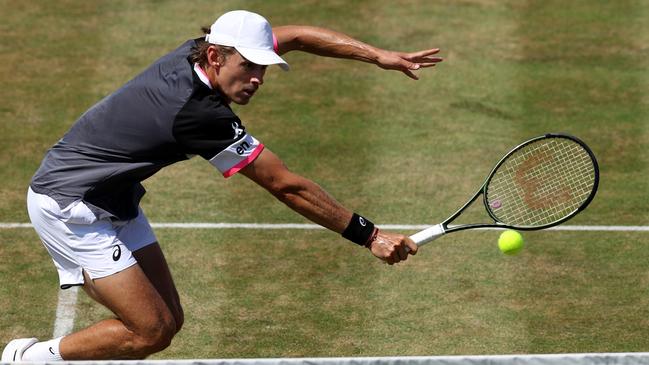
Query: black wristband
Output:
[[342, 213, 375, 247]]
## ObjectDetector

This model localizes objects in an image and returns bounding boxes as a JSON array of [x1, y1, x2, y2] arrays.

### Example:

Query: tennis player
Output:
[[2, 10, 442, 361]]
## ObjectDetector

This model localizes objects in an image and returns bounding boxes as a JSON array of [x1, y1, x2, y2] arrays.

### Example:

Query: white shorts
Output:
[[27, 187, 157, 289]]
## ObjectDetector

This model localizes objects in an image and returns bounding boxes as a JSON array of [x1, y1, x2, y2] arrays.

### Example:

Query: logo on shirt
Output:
[[232, 122, 244, 138], [236, 141, 251, 155]]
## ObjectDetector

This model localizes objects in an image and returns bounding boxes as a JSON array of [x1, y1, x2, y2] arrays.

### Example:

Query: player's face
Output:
[[215, 51, 267, 105]]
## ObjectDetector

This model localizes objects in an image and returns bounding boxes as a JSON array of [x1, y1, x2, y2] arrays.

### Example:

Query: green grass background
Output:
[[1, 0, 648, 358]]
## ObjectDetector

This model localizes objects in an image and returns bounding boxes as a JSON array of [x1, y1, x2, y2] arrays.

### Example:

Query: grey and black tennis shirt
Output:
[[30, 38, 264, 221]]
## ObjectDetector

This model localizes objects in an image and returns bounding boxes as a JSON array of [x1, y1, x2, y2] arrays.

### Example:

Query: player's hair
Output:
[[190, 26, 237, 68]]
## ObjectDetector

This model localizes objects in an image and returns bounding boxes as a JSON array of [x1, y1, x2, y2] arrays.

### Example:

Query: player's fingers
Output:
[[409, 57, 443, 66], [404, 237, 418, 255], [396, 244, 408, 261], [406, 48, 440, 59], [417, 61, 441, 68], [392, 252, 402, 264], [401, 69, 419, 80]]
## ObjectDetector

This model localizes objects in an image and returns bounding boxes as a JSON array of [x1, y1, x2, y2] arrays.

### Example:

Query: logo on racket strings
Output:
[[515, 149, 572, 209]]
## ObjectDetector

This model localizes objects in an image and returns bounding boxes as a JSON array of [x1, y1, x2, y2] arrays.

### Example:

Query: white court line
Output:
[[53, 286, 78, 338], [1, 222, 649, 231]]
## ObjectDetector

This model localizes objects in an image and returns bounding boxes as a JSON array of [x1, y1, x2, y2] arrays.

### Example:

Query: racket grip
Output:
[[409, 224, 446, 247]]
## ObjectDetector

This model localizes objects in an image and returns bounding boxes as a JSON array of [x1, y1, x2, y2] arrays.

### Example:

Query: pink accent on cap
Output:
[[222, 144, 265, 178], [272, 33, 279, 53]]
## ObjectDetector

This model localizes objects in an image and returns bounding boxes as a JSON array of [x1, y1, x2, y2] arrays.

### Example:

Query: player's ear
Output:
[[206, 45, 222, 68]]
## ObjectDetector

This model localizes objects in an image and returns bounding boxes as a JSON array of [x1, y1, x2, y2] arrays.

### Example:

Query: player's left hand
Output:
[[369, 231, 418, 265], [375, 48, 443, 80]]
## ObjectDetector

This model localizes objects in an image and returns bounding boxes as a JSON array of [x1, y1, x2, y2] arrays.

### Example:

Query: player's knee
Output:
[[133, 314, 177, 356]]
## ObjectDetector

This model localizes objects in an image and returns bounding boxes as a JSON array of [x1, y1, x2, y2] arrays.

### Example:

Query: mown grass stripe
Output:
[[515, 0, 649, 353]]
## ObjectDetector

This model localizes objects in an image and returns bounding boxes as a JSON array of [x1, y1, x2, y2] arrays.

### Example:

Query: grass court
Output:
[[1, 0, 648, 358]]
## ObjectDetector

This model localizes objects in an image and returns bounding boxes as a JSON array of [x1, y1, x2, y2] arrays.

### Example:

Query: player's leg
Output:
[[80, 242, 184, 335], [133, 243, 184, 333], [60, 208, 183, 359], [58, 263, 177, 360], [5, 191, 181, 360], [116, 207, 184, 332], [76, 202, 184, 333], [9, 249, 179, 360]]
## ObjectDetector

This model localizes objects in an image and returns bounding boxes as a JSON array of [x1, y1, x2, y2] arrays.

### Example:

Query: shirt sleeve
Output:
[[173, 94, 264, 178], [209, 134, 264, 177]]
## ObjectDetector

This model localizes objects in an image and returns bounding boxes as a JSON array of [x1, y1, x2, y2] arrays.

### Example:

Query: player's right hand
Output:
[[369, 231, 418, 265]]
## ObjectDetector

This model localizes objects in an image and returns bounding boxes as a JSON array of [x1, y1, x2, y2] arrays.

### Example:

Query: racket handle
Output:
[[409, 223, 446, 247]]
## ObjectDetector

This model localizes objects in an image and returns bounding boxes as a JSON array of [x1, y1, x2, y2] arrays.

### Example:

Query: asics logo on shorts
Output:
[[112, 245, 121, 261]]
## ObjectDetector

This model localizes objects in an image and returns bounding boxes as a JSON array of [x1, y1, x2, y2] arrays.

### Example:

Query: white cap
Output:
[[206, 10, 289, 71]]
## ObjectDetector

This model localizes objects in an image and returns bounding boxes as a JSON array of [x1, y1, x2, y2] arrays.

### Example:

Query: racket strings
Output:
[[486, 138, 596, 227]]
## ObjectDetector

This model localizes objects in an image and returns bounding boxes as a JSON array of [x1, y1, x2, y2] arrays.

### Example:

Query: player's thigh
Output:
[[133, 243, 184, 330], [83, 263, 176, 335]]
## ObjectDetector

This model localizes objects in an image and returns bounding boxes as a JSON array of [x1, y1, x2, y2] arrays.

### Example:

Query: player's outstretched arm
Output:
[[273, 25, 442, 80], [240, 148, 417, 264]]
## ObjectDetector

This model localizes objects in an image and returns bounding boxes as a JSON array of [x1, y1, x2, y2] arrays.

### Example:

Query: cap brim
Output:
[[236, 47, 290, 71]]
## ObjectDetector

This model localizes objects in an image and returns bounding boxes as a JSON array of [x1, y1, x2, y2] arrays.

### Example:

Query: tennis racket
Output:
[[409, 133, 599, 247]]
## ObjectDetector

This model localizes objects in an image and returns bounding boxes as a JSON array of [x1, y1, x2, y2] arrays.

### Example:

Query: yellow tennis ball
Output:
[[498, 230, 524, 255]]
